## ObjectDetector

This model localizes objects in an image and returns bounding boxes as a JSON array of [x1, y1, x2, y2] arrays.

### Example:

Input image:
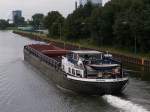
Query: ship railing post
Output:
[[51, 59, 53, 66], [49, 59, 51, 65], [121, 63, 123, 78], [52, 60, 54, 67]]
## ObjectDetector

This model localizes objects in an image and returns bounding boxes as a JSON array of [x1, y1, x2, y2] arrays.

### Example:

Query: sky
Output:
[[0, 0, 109, 20]]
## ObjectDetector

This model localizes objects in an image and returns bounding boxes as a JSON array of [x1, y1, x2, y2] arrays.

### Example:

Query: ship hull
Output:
[[24, 48, 128, 95]]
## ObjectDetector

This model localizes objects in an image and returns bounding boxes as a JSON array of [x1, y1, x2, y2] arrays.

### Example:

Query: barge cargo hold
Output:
[[24, 44, 128, 95]]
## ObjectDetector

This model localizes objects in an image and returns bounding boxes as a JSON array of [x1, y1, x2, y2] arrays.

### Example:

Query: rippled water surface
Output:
[[0, 31, 150, 112]]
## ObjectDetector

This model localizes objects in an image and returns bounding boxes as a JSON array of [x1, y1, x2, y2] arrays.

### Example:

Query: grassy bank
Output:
[[14, 30, 150, 60]]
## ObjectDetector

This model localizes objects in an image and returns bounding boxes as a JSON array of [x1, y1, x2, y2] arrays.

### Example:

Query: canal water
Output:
[[0, 31, 150, 112]]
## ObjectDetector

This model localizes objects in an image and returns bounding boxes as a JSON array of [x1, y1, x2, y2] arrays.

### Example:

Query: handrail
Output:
[[24, 45, 61, 69]]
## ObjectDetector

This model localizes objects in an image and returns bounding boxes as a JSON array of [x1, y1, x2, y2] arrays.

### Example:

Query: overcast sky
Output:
[[0, 0, 109, 20]]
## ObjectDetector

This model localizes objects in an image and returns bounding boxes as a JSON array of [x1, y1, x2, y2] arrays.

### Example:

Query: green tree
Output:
[[113, 0, 145, 52], [64, 1, 97, 40], [89, 7, 103, 45], [37, 0, 150, 54], [0, 19, 9, 29], [32, 13, 44, 29], [142, 5, 150, 52], [44, 11, 64, 38]]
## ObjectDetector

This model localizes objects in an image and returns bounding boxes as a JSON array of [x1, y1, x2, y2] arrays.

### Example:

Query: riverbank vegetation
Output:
[[0, 19, 13, 30], [40, 0, 150, 56], [11, 0, 150, 58]]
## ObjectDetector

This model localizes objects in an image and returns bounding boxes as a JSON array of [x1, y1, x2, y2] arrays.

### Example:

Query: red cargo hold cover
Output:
[[28, 43, 69, 57]]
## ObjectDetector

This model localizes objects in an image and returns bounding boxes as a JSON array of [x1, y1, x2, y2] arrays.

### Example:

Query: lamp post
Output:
[[35, 24, 40, 42], [134, 35, 137, 54], [38, 24, 41, 35], [53, 23, 62, 40], [122, 21, 137, 54], [37, 22, 42, 42], [81, 22, 103, 46], [59, 23, 61, 41]]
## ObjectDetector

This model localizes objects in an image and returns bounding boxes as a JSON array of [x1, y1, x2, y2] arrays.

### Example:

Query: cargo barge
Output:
[[24, 43, 128, 95]]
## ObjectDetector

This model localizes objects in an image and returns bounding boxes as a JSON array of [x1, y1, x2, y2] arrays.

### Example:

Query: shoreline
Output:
[[13, 30, 150, 69]]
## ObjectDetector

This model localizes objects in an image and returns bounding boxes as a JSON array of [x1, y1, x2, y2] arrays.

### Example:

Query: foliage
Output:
[[44, 11, 64, 38], [0, 19, 10, 29], [32, 13, 44, 29], [64, 2, 97, 40], [41, 0, 150, 53]]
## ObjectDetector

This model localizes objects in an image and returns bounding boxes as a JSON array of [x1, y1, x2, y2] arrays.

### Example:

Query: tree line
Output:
[[39, 0, 150, 53], [1, 0, 150, 53], [0, 17, 26, 29]]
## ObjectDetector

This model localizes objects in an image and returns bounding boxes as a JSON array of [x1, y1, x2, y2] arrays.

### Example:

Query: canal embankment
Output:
[[13, 30, 150, 71]]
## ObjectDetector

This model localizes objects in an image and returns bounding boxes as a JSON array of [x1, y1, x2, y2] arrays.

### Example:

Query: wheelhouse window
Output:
[[67, 53, 73, 59], [69, 67, 71, 73], [62, 65, 64, 70], [72, 69, 75, 75], [73, 53, 78, 60], [76, 70, 81, 76], [79, 54, 102, 60]]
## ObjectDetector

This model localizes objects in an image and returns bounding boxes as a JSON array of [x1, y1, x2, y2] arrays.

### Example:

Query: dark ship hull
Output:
[[24, 45, 128, 95]]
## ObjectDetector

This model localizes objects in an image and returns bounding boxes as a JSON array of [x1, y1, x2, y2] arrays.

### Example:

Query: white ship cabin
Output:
[[61, 50, 122, 79]]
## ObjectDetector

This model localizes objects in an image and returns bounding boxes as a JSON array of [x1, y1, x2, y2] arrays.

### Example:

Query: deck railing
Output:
[[24, 45, 61, 69]]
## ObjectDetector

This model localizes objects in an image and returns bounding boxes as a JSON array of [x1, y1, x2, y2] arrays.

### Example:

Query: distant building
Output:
[[12, 10, 22, 23], [79, 0, 102, 6], [79, 0, 110, 6]]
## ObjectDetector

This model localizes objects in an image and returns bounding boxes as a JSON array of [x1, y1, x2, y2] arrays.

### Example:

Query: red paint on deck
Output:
[[28, 43, 69, 57]]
